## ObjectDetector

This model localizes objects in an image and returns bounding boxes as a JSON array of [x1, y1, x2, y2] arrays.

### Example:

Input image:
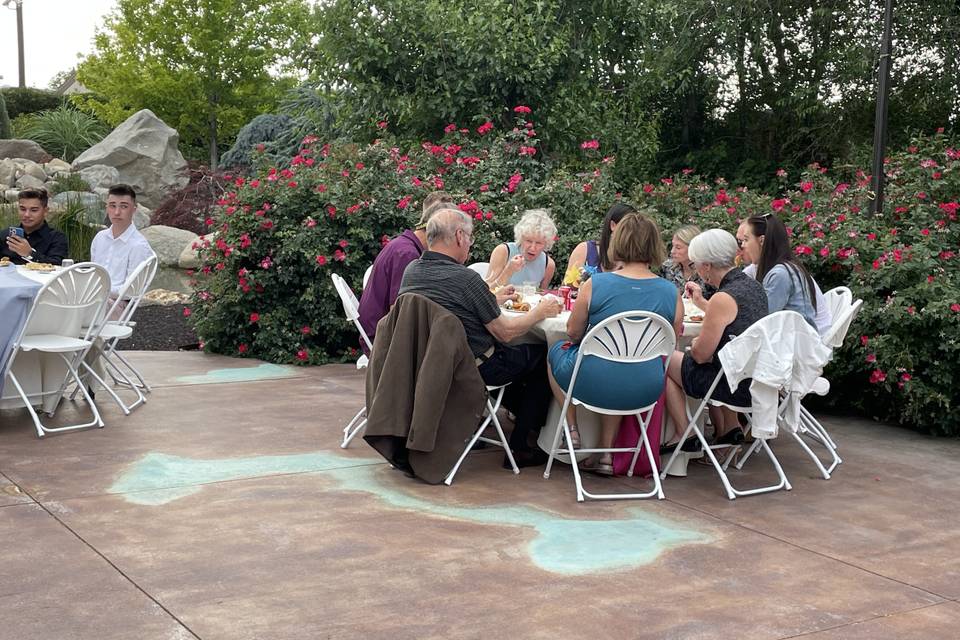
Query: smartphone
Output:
[[8, 227, 24, 238]]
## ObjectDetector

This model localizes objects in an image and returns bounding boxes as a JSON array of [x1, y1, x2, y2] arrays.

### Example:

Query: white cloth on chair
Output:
[[718, 311, 832, 439]]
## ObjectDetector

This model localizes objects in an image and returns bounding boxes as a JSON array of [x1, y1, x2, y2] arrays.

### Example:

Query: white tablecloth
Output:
[[1, 267, 83, 414]]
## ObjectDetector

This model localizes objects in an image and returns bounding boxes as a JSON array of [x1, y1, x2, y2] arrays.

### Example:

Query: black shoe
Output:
[[714, 427, 744, 446], [660, 437, 701, 456], [504, 449, 548, 469]]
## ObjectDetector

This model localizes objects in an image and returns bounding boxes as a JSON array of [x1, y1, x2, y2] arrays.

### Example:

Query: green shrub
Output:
[[187, 107, 618, 363], [46, 173, 91, 197], [53, 199, 100, 262], [633, 131, 960, 435], [0, 87, 62, 119], [14, 106, 108, 162], [0, 92, 11, 139]]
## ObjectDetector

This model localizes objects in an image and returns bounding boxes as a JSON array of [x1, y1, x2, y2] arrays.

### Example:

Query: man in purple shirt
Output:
[[358, 191, 453, 349]]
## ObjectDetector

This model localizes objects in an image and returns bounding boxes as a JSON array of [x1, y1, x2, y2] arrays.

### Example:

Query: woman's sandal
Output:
[[582, 455, 613, 476], [566, 424, 582, 449]]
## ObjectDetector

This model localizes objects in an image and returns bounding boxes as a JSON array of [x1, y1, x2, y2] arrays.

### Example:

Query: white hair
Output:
[[513, 209, 557, 250], [426, 208, 472, 246], [688, 228, 738, 268]]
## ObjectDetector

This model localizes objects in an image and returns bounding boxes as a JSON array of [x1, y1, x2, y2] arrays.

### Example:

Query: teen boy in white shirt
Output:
[[90, 184, 155, 296]]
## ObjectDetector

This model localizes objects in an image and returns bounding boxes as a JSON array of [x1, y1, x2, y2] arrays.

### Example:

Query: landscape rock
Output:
[[142, 225, 198, 267], [0, 159, 14, 188], [177, 232, 216, 269], [72, 109, 188, 208], [134, 204, 151, 230], [3, 189, 19, 203], [78, 164, 121, 190], [44, 158, 72, 175], [52, 190, 103, 212], [140, 288, 190, 307], [0, 140, 52, 164], [15, 174, 45, 190], [19, 160, 47, 182]]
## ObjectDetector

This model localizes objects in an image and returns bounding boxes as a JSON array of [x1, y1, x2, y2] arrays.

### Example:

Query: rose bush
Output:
[[189, 106, 958, 434], [187, 107, 618, 364], [634, 131, 959, 435]]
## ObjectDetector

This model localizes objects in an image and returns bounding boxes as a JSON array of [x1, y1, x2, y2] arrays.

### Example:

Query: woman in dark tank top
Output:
[[662, 228, 768, 455]]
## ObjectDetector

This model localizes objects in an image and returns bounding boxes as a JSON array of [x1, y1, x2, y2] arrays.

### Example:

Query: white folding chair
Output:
[[661, 315, 813, 500], [362, 264, 374, 290], [732, 300, 862, 480], [467, 262, 489, 277], [72, 255, 159, 415], [3, 263, 111, 437], [444, 383, 519, 485], [543, 311, 676, 501], [331, 273, 373, 448], [823, 286, 853, 324]]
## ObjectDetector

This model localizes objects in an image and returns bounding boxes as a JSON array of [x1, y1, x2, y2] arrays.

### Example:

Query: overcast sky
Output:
[[0, 0, 118, 89]]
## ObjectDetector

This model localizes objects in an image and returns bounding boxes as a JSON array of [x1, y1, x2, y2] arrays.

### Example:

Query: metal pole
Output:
[[870, 0, 894, 215], [15, 0, 24, 87]]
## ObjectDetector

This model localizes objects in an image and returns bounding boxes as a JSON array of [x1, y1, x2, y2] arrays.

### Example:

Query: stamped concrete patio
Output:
[[1, 352, 958, 640]]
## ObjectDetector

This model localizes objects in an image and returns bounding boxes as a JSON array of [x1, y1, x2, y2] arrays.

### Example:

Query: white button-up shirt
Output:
[[90, 224, 156, 294]]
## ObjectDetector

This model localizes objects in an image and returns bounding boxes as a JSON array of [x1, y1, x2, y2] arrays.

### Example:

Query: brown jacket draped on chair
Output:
[[364, 293, 487, 483]]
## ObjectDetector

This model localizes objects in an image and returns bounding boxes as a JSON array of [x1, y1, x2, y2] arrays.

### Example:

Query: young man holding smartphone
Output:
[[2, 188, 69, 265]]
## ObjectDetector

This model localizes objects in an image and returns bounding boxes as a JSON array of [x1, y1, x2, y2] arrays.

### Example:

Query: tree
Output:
[[310, 0, 687, 183], [75, 0, 313, 169]]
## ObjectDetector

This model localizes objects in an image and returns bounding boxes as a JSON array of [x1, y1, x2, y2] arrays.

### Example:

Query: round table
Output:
[[0, 266, 89, 414]]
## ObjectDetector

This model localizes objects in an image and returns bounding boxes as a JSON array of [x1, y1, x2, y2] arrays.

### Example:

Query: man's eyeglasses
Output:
[[458, 227, 474, 246]]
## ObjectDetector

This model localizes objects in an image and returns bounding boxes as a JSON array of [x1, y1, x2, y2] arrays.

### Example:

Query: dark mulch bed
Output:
[[122, 304, 199, 351]]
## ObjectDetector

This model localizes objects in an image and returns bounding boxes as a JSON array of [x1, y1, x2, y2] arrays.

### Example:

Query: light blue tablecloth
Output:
[[0, 267, 42, 397]]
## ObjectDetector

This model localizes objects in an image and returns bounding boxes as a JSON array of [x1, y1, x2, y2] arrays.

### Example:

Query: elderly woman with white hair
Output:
[[486, 209, 558, 290], [662, 228, 768, 456]]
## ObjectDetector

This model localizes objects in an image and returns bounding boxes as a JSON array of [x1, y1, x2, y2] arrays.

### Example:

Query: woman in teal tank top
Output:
[[485, 209, 558, 289], [548, 214, 683, 475]]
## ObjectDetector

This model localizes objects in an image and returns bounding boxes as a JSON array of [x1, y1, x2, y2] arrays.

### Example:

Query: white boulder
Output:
[[78, 164, 121, 190], [72, 109, 189, 208], [15, 174, 45, 190], [0, 158, 14, 188], [44, 158, 72, 175], [142, 224, 198, 267], [0, 140, 51, 163]]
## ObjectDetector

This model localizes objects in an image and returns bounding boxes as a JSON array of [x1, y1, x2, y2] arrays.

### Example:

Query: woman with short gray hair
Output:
[[486, 209, 558, 289], [661, 228, 768, 470]]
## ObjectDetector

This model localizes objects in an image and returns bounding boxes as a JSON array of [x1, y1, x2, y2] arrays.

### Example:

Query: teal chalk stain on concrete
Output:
[[173, 363, 300, 385], [109, 451, 379, 505], [325, 465, 706, 574], [111, 450, 710, 573]]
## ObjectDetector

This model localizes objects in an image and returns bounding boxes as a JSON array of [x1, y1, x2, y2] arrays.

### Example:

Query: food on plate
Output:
[[503, 299, 531, 312], [0, 257, 11, 267], [24, 262, 56, 272]]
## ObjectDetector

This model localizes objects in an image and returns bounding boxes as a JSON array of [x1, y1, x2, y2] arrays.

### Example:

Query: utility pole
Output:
[[869, 0, 894, 215], [2, 0, 25, 88]]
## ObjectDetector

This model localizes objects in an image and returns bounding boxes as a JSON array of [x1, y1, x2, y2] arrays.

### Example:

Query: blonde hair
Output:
[[673, 224, 701, 246], [608, 213, 665, 266], [513, 209, 557, 250]]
